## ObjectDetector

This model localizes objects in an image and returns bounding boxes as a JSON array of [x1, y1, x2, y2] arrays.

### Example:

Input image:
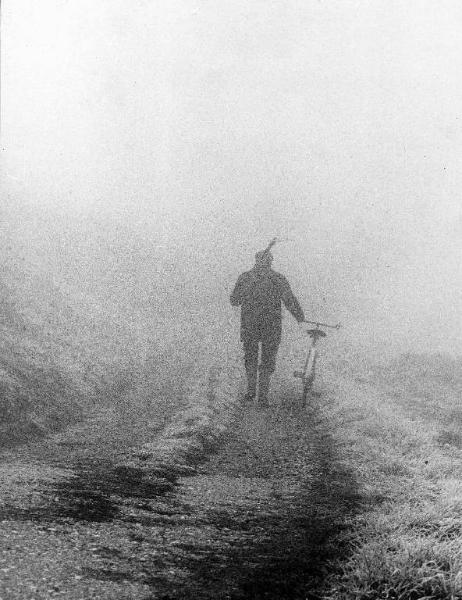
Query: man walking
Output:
[[230, 243, 305, 407]]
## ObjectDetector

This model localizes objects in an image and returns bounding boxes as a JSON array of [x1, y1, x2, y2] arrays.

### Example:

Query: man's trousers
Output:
[[243, 337, 279, 401]]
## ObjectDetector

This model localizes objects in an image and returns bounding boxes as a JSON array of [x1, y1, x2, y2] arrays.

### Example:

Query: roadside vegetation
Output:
[[0, 264, 146, 444], [321, 353, 462, 599], [1, 195, 236, 449], [0, 229, 186, 446]]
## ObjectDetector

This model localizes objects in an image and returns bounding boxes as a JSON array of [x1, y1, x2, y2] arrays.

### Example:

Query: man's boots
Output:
[[258, 368, 271, 407], [245, 365, 257, 401]]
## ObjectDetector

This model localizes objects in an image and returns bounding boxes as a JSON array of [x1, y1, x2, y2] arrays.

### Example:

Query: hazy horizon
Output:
[[2, 0, 461, 360]]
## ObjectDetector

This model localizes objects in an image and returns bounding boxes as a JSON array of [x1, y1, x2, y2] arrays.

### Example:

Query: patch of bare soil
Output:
[[0, 378, 359, 599]]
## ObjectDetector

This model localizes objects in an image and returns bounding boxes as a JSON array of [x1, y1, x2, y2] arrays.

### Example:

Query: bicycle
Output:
[[294, 320, 341, 405]]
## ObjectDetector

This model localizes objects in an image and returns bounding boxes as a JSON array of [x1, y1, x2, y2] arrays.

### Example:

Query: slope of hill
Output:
[[0, 238, 173, 445]]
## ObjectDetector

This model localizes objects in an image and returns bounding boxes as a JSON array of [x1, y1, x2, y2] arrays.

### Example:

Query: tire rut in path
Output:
[[86, 394, 361, 600]]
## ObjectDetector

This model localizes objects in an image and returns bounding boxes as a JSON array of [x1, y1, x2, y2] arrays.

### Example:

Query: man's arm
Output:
[[280, 277, 305, 323], [230, 273, 246, 306]]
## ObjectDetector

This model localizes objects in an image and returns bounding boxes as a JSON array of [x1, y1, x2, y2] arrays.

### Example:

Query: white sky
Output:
[[2, 0, 462, 355]]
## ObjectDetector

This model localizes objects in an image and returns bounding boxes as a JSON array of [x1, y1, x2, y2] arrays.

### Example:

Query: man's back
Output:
[[231, 265, 304, 342]]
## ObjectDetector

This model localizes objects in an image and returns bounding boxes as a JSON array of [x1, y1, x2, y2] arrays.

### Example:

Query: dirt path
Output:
[[154, 398, 360, 600], [0, 371, 360, 599]]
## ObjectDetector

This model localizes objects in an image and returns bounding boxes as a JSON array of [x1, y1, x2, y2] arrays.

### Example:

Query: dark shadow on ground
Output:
[[0, 373, 185, 523], [81, 390, 362, 599], [146, 439, 359, 599], [0, 456, 177, 523]]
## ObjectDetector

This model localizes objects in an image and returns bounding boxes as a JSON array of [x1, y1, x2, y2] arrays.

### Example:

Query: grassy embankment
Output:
[[321, 353, 462, 599], [0, 229, 227, 448], [0, 256, 181, 446]]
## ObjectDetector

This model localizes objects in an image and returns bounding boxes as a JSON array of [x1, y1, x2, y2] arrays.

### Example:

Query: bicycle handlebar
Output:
[[303, 320, 341, 330]]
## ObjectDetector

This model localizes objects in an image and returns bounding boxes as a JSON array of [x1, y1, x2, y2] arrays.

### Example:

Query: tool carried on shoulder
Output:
[[261, 236, 293, 257]]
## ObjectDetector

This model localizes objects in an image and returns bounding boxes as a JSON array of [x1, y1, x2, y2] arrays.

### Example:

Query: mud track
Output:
[[0, 374, 360, 599]]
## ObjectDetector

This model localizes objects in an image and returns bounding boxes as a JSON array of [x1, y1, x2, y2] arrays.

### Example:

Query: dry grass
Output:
[[0, 257, 186, 444], [319, 354, 462, 600]]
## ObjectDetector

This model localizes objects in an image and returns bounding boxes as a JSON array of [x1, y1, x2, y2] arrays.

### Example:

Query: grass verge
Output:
[[318, 355, 462, 600]]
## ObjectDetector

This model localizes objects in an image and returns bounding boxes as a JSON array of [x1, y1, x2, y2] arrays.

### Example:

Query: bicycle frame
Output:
[[294, 321, 340, 405]]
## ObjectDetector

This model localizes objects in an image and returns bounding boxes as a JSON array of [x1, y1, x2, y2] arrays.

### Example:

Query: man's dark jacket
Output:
[[230, 266, 305, 343]]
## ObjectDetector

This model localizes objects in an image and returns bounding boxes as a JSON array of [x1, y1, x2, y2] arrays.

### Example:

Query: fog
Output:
[[2, 0, 462, 365]]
